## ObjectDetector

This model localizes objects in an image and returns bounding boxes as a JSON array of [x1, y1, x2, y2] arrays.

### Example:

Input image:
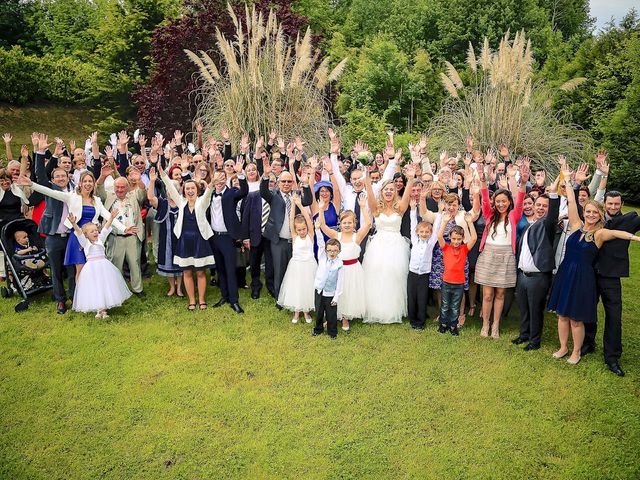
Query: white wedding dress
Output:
[[362, 212, 410, 324]]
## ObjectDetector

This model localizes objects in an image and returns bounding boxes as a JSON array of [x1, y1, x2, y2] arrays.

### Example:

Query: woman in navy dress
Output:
[[157, 165, 215, 311], [147, 168, 183, 297], [547, 161, 640, 365], [308, 157, 341, 260]]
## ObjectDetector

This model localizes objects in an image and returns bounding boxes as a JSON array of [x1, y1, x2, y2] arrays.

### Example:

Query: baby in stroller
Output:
[[12, 229, 47, 270]]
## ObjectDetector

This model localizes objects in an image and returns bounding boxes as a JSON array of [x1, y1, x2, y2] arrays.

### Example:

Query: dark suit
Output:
[[515, 195, 560, 346], [240, 191, 274, 296], [33, 152, 75, 302], [260, 178, 312, 297], [586, 211, 640, 364], [209, 178, 248, 303]]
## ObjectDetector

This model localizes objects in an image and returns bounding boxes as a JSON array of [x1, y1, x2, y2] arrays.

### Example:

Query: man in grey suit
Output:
[[96, 166, 146, 296], [260, 163, 312, 305]]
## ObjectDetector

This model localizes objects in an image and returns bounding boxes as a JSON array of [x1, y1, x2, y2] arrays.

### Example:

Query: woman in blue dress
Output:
[[18, 171, 126, 279], [147, 168, 183, 297], [547, 161, 640, 365], [308, 156, 341, 260], [157, 165, 215, 311]]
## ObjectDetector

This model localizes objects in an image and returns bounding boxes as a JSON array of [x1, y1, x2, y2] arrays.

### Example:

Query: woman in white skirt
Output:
[[362, 160, 415, 324], [475, 159, 530, 338], [316, 196, 371, 331], [68, 211, 131, 318], [277, 193, 317, 323]]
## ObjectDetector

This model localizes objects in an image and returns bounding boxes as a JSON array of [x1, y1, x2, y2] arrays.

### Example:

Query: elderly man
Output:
[[96, 165, 145, 296], [260, 161, 312, 302]]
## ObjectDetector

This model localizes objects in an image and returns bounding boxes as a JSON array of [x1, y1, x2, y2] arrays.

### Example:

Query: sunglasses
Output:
[[280, 180, 293, 183]]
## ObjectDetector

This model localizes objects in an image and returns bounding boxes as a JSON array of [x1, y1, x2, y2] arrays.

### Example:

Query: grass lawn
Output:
[[0, 103, 97, 158], [0, 241, 639, 479], [1, 106, 639, 478]]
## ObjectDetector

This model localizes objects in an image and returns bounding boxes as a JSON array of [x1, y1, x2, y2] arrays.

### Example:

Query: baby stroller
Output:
[[0, 218, 52, 312]]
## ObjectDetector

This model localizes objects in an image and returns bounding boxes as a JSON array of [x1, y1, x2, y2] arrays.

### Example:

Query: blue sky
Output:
[[590, 0, 639, 31]]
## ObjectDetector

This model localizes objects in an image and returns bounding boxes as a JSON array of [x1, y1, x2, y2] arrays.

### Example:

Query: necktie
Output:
[[354, 191, 362, 229], [261, 200, 270, 232], [284, 192, 291, 217]]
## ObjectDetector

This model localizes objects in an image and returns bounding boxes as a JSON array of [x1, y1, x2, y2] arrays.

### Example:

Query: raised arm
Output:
[[355, 194, 372, 244], [16, 174, 71, 203], [437, 213, 450, 248], [464, 212, 478, 249], [159, 164, 183, 206], [317, 199, 339, 240], [3, 133, 13, 161], [561, 162, 582, 232], [147, 167, 159, 209], [596, 228, 640, 247], [295, 193, 314, 240], [397, 162, 415, 214]]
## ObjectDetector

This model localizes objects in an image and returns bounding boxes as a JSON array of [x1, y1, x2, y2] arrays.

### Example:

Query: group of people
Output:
[[1, 126, 638, 377]]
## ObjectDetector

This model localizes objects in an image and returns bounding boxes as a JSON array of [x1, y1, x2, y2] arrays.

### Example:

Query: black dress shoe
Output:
[[524, 343, 540, 351], [438, 324, 448, 334], [212, 298, 228, 308], [230, 303, 244, 314], [580, 344, 596, 356], [275, 303, 283, 310], [251, 292, 260, 300], [268, 290, 276, 299], [607, 363, 625, 377], [209, 277, 218, 287], [134, 291, 146, 298], [56, 301, 67, 314], [450, 326, 459, 337], [511, 336, 528, 345]]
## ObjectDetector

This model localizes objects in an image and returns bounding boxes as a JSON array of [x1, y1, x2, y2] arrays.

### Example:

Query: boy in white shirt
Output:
[[312, 237, 345, 339]]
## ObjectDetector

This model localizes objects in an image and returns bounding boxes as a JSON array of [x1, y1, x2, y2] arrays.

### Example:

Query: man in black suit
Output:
[[33, 136, 75, 314], [208, 169, 248, 313], [260, 161, 312, 304], [583, 191, 640, 376], [513, 184, 560, 350]]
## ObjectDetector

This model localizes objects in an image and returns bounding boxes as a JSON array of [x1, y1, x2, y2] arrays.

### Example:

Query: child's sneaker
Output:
[[291, 317, 298, 324], [438, 324, 448, 334], [450, 326, 459, 336]]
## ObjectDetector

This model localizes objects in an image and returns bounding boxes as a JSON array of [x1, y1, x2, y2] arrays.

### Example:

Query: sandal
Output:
[[199, 303, 208, 310], [468, 304, 476, 317], [187, 304, 196, 311]]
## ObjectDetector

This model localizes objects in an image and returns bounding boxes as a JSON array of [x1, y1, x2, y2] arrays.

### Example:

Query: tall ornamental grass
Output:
[[185, 4, 347, 154], [429, 31, 591, 174]]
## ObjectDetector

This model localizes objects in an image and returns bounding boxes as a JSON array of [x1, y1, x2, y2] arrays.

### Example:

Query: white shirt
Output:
[[518, 225, 540, 273], [210, 187, 227, 233], [409, 211, 441, 274], [485, 221, 512, 246], [314, 256, 345, 300], [113, 197, 134, 229]]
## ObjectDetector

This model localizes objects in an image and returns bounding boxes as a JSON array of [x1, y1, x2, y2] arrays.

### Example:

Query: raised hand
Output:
[[138, 134, 147, 147], [20, 145, 29, 158], [384, 137, 395, 158], [465, 135, 474, 152], [327, 128, 337, 142], [485, 149, 496, 165], [220, 128, 230, 142], [69, 139, 76, 152], [2, 133, 12, 144], [37, 133, 50, 152], [31, 132, 39, 149], [574, 162, 590, 184], [54, 138, 64, 157], [234, 156, 244, 173], [16, 174, 32, 186], [595, 149, 608, 169], [358, 192, 368, 209], [262, 155, 271, 176], [439, 150, 448, 167], [498, 144, 509, 158], [294, 136, 305, 152], [173, 130, 183, 144], [418, 134, 428, 152], [308, 155, 319, 171], [118, 130, 130, 147], [535, 169, 546, 186], [67, 213, 77, 225], [148, 167, 157, 183], [240, 132, 250, 154], [520, 158, 531, 183], [394, 148, 403, 163], [600, 157, 610, 176], [105, 145, 114, 158], [268, 129, 277, 142], [90, 131, 98, 145], [291, 192, 301, 206], [100, 162, 113, 178], [255, 135, 264, 152], [330, 135, 340, 155], [404, 162, 415, 179], [194, 119, 203, 133]]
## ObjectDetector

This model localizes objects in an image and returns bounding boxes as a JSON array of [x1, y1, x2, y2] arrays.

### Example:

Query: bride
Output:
[[362, 160, 415, 324]]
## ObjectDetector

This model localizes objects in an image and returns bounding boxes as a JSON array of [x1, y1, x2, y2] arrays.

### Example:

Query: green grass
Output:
[[1, 106, 639, 478], [0, 103, 97, 158], [0, 242, 639, 479]]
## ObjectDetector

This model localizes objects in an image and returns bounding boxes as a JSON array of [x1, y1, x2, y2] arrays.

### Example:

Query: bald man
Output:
[[260, 168, 312, 302], [96, 170, 146, 296]]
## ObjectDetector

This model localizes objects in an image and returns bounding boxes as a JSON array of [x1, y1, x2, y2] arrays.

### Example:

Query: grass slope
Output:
[[0, 104, 97, 158], [1, 242, 639, 479]]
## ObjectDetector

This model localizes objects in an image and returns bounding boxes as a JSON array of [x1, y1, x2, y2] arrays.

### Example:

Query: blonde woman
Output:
[[547, 161, 640, 365], [361, 161, 415, 324]]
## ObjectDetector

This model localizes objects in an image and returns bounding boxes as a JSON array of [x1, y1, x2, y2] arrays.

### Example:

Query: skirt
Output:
[[73, 257, 132, 312], [277, 258, 317, 313], [474, 243, 517, 288], [337, 260, 366, 320]]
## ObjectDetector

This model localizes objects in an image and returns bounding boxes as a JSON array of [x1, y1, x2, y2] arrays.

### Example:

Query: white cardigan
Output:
[[161, 172, 214, 240], [1, 183, 30, 205], [30, 182, 125, 232]]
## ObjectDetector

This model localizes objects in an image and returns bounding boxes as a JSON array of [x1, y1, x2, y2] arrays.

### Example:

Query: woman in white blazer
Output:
[[157, 164, 215, 310], [17, 171, 126, 278]]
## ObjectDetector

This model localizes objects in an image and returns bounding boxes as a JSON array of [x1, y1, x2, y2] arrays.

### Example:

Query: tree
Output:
[[135, 0, 316, 134]]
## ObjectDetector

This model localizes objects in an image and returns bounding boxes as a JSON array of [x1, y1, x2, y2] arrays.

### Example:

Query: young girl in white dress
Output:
[[277, 192, 318, 323], [316, 195, 371, 331], [68, 211, 131, 318], [362, 162, 415, 324]]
